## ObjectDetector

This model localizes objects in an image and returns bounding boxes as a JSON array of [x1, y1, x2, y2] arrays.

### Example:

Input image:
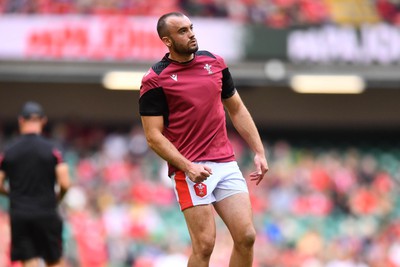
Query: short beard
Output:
[[171, 39, 198, 56], [188, 45, 199, 54]]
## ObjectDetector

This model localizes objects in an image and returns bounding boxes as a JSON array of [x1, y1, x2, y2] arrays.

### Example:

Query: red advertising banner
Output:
[[0, 15, 243, 62], [25, 16, 165, 61]]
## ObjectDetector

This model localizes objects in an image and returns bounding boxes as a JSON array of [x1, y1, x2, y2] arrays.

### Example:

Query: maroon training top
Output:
[[139, 50, 237, 175]]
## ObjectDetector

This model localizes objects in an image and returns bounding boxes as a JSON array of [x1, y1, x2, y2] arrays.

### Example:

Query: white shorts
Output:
[[171, 161, 249, 211]]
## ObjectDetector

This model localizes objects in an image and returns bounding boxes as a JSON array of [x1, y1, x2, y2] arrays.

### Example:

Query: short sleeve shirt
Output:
[[139, 51, 237, 175], [0, 134, 64, 216]]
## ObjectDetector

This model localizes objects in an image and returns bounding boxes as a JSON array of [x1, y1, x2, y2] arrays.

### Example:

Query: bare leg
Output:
[[214, 193, 256, 267], [183, 204, 216, 267]]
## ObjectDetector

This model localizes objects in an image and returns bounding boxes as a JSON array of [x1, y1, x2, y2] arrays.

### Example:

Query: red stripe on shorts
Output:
[[175, 171, 193, 211]]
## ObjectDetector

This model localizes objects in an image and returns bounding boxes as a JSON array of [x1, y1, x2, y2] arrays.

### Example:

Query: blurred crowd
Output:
[[1, 121, 400, 267], [0, 0, 399, 27]]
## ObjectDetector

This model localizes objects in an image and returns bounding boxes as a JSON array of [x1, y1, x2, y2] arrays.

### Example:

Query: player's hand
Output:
[[186, 163, 212, 183], [250, 154, 268, 185]]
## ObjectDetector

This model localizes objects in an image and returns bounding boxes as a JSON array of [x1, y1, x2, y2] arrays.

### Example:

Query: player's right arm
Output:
[[141, 115, 211, 183]]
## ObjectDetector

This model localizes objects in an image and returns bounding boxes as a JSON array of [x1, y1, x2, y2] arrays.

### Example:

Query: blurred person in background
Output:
[[139, 12, 268, 267], [0, 101, 71, 267]]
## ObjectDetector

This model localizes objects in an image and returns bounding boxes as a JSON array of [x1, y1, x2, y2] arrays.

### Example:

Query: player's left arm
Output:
[[223, 92, 269, 185], [52, 148, 71, 202], [55, 163, 71, 203], [0, 170, 8, 196]]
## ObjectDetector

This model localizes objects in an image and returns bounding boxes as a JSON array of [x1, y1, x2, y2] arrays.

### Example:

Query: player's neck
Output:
[[20, 123, 42, 135], [168, 52, 194, 63]]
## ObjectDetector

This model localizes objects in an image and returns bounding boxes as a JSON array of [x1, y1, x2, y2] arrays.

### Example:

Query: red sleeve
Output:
[[52, 149, 64, 164], [140, 68, 159, 97]]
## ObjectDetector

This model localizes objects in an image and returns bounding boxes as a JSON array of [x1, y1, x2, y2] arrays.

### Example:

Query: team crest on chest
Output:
[[204, 64, 213, 74], [194, 183, 207, 197]]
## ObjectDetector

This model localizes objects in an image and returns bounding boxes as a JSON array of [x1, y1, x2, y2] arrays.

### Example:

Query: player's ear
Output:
[[17, 116, 25, 128], [41, 116, 48, 126], [162, 36, 172, 48]]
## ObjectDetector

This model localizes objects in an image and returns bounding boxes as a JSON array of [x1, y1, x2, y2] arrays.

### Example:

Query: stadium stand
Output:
[[0, 0, 399, 26], [1, 122, 400, 266], [1, 1, 400, 266]]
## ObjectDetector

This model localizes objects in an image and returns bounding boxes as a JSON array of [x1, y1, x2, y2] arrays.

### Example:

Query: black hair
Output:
[[157, 12, 185, 39]]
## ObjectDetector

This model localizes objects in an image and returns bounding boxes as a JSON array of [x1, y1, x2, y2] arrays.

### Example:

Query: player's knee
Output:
[[235, 228, 256, 249], [193, 236, 215, 258]]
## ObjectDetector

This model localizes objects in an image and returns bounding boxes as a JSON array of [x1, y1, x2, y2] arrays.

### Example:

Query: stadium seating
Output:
[[1, 122, 400, 266], [1, 0, 399, 26]]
